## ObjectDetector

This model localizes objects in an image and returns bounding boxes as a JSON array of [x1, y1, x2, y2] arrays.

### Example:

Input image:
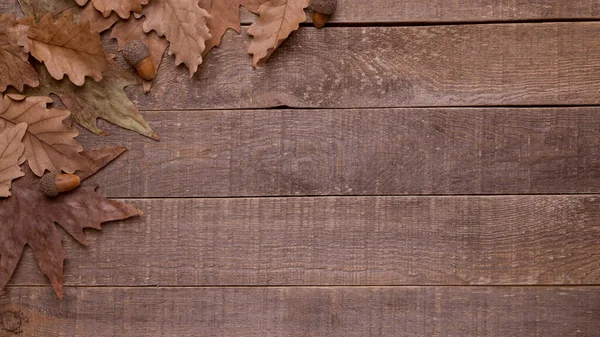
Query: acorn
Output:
[[309, 0, 337, 28], [39, 173, 81, 197], [122, 40, 155, 81]]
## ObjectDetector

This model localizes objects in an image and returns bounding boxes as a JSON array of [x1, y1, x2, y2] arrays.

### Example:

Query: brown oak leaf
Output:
[[0, 163, 141, 299], [76, 0, 148, 19], [24, 59, 158, 140], [0, 15, 38, 92], [198, 0, 241, 55], [24, 11, 107, 86], [80, 2, 120, 32], [247, 0, 308, 67], [141, 0, 212, 76], [110, 16, 168, 92], [240, 0, 267, 14], [17, 0, 118, 32], [17, 0, 78, 19], [0, 95, 111, 177], [0, 122, 26, 197]]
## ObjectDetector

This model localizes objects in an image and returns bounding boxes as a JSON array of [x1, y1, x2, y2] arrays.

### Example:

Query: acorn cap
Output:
[[123, 40, 150, 67], [309, 0, 337, 15], [39, 173, 58, 197]]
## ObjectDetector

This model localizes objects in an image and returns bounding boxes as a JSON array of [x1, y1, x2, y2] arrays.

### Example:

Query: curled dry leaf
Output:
[[0, 164, 141, 299], [111, 16, 168, 93], [24, 11, 107, 86], [25, 58, 158, 140], [0, 95, 101, 176], [198, 0, 241, 55], [0, 14, 38, 92], [76, 0, 148, 19], [247, 0, 309, 67], [141, 0, 212, 76], [0, 122, 26, 197]]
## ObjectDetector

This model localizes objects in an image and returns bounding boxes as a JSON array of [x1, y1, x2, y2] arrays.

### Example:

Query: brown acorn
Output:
[[39, 173, 81, 197], [309, 0, 337, 28], [123, 40, 156, 81]]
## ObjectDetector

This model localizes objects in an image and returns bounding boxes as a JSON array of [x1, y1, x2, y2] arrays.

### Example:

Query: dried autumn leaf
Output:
[[25, 59, 158, 140], [17, 0, 78, 19], [24, 11, 107, 86], [0, 95, 103, 176], [198, 0, 241, 55], [0, 14, 38, 92], [141, 0, 212, 76], [76, 0, 148, 19], [0, 164, 141, 299], [0, 122, 26, 197], [247, 0, 308, 67], [80, 2, 120, 32], [17, 0, 118, 32], [240, 0, 267, 14], [110, 16, 168, 92]]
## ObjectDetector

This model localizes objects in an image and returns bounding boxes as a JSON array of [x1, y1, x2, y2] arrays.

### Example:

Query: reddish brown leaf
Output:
[[76, 0, 148, 19], [141, 0, 212, 76], [198, 0, 241, 55], [0, 14, 38, 93], [110, 16, 168, 92], [0, 122, 26, 197], [0, 164, 141, 299], [247, 0, 309, 67], [24, 11, 107, 86]]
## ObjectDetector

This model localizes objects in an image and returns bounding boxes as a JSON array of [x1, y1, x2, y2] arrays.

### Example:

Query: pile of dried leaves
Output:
[[0, 0, 316, 299]]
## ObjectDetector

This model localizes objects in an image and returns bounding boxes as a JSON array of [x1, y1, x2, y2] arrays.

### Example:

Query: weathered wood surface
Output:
[[78, 108, 600, 198], [115, 23, 600, 110], [4, 0, 600, 23], [9, 196, 600, 286], [1, 286, 599, 336]]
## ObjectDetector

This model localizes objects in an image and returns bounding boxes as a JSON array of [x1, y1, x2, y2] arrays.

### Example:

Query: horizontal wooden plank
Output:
[[115, 23, 600, 110], [1, 286, 599, 336], [4, 0, 600, 23], [9, 196, 600, 286], [77, 108, 600, 198]]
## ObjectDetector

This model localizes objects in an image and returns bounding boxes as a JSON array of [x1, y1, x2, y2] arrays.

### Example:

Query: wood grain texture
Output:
[[76, 108, 600, 198], [114, 23, 600, 110], [8, 196, 600, 286], [4, 0, 600, 23], [1, 286, 599, 336]]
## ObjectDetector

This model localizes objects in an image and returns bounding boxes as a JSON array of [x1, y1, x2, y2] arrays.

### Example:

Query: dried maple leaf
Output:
[[141, 0, 212, 76], [240, 0, 267, 14], [247, 0, 308, 67], [17, 0, 78, 19], [76, 0, 148, 19], [0, 95, 110, 177], [0, 15, 38, 93], [110, 16, 168, 92], [198, 0, 241, 55], [0, 122, 26, 197], [24, 59, 158, 140], [24, 11, 107, 86], [0, 164, 141, 299]]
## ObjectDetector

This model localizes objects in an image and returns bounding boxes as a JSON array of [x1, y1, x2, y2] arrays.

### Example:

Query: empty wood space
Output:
[[2, 0, 600, 336]]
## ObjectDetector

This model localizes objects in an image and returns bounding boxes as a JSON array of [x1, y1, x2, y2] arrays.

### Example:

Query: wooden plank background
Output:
[[2, 0, 600, 336]]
